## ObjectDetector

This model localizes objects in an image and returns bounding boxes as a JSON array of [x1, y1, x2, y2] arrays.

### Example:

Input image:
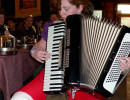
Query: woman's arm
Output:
[[31, 38, 51, 63]]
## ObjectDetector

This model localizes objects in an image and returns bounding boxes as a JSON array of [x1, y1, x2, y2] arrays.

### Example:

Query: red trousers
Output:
[[18, 69, 105, 100]]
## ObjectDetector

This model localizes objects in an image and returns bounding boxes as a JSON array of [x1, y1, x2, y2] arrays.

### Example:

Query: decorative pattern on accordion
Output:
[[80, 16, 130, 94]]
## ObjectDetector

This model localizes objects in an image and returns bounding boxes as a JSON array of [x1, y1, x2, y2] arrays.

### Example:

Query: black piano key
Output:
[[53, 35, 64, 38], [54, 30, 65, 33], [51, 62, 58, 64], [52, 58, 58, 60], [52, 50, 59, 52], [50, 78, 63, 80], [52, 46, 59, 49], [50, 87, 62, 89], [53, 43, 59, 46], [50, 83, 63, 85], [54, 26, 65, 29], [50, 69, 63, 72], [51, 66, 58, 68], [51, 74, 64, 76], [54, 24, 65, 28], [51, 69, 62, 71], [52, 54, 59, 57], [52, 54, 59, 56], [54, 27, 65, 31], [53, 39, 61, 41]]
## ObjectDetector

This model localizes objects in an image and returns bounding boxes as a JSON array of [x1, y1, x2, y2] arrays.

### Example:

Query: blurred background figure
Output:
[[32, 17, 43, 41], [0, 8, 10, 36], [16, 18, 24, 30], [43, 12, 59, 26], [6, 17, 17, 37], [50, 12, 59, 21], [32, 17, 43, 34], [15, 15, 35, 41]]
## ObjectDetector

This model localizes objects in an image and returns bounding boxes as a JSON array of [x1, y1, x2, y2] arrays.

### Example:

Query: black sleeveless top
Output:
[[0, 25, 6, 36]]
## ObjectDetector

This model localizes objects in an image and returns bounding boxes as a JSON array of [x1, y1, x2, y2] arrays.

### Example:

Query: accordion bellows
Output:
[[80, 16, 130, 93]]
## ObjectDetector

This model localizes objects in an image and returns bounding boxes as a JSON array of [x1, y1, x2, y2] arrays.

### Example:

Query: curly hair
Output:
[[55, 0, 94, 16]]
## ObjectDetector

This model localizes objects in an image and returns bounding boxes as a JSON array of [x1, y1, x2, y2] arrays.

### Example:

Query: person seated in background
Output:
[[32, 17, 43, 41], [50, 12, 59, 21], [16, 18, 24, 30], [15, 15, 35, 40], [6, 17, 17, 37], [32, 17, 43, 34], [43, 12, 59, 26], [0, 8, 10, 36]]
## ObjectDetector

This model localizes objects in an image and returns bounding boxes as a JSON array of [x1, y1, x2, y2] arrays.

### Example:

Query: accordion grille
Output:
[[80, 16, 122, 89]]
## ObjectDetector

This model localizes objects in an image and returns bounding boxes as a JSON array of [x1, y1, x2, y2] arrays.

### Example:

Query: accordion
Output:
[[43, 14, 130, 98]]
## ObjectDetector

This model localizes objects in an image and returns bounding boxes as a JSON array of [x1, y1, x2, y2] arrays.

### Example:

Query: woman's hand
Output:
[[118, 57, 130, 74], [31, 38, 50, 63], [32, 49, 51, 63]]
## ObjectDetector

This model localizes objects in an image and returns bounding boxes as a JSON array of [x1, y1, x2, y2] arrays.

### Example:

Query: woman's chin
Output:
[[62, 18, 66, 21]]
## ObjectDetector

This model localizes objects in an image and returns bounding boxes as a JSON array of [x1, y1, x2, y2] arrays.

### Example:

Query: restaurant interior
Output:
[[0, 0, 130, 100]]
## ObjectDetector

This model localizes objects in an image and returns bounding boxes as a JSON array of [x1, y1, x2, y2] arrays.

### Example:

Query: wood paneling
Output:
[[127, 73, 130, 99]]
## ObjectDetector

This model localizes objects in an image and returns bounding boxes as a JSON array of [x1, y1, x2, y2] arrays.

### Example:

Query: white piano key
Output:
[[44, 79, 63, 83], [43, 88, 62, 91], [44, 70, 64, 74], [44, 85, 63, 89], [45, 67, 59, 71], [44, 75, 63, 79]]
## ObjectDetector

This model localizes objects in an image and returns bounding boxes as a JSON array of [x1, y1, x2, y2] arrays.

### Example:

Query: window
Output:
[[116, 4, 130, 27], [117, 4, 130, 14]]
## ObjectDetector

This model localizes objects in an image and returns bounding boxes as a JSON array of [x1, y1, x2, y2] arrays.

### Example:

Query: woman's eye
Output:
[[64, 8, 69, 11]]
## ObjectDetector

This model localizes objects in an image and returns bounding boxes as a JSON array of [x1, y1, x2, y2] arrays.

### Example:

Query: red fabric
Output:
[[18, 69, 46, 100], [17, 69, 105, 100], [67, 90, 100, 100]]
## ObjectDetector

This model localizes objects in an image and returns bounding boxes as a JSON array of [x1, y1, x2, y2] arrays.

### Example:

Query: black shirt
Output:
[[15, 26, 36, 40], [0, 25, 6, 36]]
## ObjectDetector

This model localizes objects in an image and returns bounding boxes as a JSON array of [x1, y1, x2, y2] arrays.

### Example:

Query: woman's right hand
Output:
[[32, 49, 51, 63], [119, 57, 130, 74]]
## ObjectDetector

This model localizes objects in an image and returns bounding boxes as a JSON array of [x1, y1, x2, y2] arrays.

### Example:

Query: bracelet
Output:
[[30, 47, 39, 56]]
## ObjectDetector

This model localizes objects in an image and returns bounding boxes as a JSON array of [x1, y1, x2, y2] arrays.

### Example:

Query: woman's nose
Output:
[[59, 10, 64, 16]]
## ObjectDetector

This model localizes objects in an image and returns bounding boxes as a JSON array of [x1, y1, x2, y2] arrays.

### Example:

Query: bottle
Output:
[[35, 26, 41, 41]]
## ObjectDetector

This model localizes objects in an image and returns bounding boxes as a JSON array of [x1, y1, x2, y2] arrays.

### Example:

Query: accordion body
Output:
[[43, 14, 130, 98]]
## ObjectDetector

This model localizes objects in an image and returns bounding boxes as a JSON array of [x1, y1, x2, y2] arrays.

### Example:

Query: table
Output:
[[0, 49, 40, 100]]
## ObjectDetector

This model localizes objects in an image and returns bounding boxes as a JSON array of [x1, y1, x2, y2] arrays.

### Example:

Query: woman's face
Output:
[[60, 0, 83, 21]]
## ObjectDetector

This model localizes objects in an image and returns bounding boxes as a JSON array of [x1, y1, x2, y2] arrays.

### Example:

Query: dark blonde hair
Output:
[[56, 0, 94, 16], [24, 15, 34, 21]]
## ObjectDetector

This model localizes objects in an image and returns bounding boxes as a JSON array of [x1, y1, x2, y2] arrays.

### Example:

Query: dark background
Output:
[[1, 0, 130, 21]]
